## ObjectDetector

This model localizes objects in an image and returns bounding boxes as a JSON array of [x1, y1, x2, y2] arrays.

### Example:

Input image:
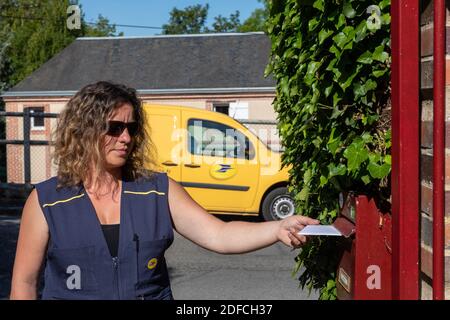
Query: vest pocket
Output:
[[134, 238, 171, 299], [45, 245, 99, 299]]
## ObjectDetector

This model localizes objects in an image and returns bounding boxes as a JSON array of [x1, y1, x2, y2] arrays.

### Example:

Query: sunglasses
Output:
[[106, 121, 138, 137]]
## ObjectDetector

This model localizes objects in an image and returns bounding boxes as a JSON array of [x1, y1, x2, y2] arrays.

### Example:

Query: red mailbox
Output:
[[335, 193, 392, 300]]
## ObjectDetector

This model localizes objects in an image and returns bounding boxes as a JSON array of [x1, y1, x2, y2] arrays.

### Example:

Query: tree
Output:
[[238, 0, 269, 33], [84, 14, 124, 37], [162, 4, 209, 34], [162, 1, 269, 35], [212, 11, 241, 33], [0, 0, 122, 87]]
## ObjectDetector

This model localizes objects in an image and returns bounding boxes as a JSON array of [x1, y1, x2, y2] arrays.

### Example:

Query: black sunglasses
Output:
[[106, 121, 138, 137]]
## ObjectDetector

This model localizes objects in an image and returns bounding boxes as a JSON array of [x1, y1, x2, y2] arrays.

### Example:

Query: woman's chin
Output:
[[105, 159, 127, 170]]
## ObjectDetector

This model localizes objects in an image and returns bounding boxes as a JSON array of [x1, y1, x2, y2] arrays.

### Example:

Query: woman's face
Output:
[[103, 103, 136, 171]]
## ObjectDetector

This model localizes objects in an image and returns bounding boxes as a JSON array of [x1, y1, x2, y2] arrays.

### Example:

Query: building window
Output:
[[27, 107, 45, 130], [213, 104, 229, 116]]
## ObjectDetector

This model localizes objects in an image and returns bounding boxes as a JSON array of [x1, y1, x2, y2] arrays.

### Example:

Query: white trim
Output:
[[76, 32, 266, 41], [2, 87, 276, 98]]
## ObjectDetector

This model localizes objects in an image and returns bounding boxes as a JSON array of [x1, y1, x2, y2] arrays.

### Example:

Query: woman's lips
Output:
[[114, 149, 128, 156]]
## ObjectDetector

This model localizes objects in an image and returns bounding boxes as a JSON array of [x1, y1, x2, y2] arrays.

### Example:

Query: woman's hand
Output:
[[276, 215, 320, 249]]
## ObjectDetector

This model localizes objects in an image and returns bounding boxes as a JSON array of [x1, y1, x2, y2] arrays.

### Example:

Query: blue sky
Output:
[[78, 0, 265, 36]]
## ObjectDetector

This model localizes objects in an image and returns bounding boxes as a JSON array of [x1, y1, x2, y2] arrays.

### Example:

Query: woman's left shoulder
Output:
[[133, 170, 169, 188]]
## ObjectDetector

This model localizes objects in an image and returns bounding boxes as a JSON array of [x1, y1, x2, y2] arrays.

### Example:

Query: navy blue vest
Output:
[[34, 172, 174, 300]]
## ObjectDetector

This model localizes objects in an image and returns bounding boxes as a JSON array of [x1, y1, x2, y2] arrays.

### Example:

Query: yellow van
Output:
[[143, 103, 294, 221]]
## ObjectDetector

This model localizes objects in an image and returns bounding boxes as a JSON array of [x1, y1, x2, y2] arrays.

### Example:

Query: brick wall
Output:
[[420, 0, 450, 300]]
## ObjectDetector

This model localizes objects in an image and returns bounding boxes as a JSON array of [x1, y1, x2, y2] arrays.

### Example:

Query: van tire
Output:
[[261, 187, 295, 221]]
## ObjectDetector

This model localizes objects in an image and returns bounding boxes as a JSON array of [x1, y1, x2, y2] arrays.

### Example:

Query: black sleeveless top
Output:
[[101, 224, 120, 257]]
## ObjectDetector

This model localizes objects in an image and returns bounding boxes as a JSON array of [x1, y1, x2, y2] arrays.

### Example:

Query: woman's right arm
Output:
[[10, 189, 49, 300]]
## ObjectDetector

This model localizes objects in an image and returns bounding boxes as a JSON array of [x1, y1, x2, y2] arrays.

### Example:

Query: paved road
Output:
[[166, 231, 318, 300], [0, 215, 21, 299], [0, 214, 318, 300]]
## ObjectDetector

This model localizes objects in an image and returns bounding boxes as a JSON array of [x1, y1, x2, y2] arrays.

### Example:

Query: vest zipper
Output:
[[112, 257, 120, 299]]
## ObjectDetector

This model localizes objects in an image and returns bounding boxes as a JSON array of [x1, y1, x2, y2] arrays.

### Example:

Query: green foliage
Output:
[[213, 11, 241, 33], [266, 0, 391, 299], [84, 14, 124, 37], [0, 0, 122, 87], [162, 1, 269, 34], [238, 0, 270, 32], [162, 4, 210, 34]]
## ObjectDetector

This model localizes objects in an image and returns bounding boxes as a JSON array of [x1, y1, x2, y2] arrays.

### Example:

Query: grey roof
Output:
[[4, 32, 276, 97]]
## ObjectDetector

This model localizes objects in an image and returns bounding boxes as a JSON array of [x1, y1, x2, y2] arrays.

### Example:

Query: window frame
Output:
[[27, 107, 45, 130], [187, 118, 255, 160]]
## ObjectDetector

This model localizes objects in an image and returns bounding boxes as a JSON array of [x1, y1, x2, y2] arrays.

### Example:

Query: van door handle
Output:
[[184, 163, 201, 168], [162, 161, 179, 166]]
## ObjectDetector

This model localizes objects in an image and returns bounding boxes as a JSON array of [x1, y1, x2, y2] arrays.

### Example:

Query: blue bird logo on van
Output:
[[210, 164, 237, 180]]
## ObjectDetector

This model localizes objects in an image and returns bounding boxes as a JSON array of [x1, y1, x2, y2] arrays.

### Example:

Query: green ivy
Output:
[[266, 0, 391, 300]]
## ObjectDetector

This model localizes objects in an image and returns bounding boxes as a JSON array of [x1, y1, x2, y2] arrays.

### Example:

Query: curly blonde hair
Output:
[[53, 81, 159, 189]]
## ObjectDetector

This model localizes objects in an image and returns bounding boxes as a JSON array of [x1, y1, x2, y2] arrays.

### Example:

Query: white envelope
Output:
[[298, 225, 343, 236]]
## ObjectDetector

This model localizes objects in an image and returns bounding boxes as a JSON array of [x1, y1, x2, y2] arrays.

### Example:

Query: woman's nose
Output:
[[118, 128, 132, 143]]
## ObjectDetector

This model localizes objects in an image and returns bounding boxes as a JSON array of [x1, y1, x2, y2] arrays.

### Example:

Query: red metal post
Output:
[[433, 0, 446, 301], [391, 0, 420, 299]]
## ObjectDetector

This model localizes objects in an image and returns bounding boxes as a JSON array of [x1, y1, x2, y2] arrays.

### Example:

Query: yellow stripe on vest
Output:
[[124, 190, 165, 196], [42, 193, 85, 208]]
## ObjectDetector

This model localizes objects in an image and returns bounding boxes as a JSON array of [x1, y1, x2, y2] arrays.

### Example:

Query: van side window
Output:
[[187, 119, 254, 160]]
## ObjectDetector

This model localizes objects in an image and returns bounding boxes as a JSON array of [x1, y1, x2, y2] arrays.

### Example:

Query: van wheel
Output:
[[261, 187, 295, 221]]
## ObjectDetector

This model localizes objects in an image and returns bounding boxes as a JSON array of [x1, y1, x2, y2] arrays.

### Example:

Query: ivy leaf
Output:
[[319, 29, 333, 45], [264, 63, 273, 77], [381, 13, 391, 25], [379, 0, 390, 10], [333, 32, 348, 49], [304, 168, 312, 185], [357, 51, 373, 64], [320, 175, 328, 187], [333, 92, 342, 107], [361, 132, 373, 143], [280, 77, 290, 96], [327, 128, 341, 155], [368, 162, 391, 179], [373, 69, 388, 78], [384, 155, 392, 165], [353, 82, 366, 99], [305, 61, 321, 85], [328, 163, 346, 177], [308, 17, 320, 31], [354, 20, 368, 42], [361, 175, 371, 184], [344, 139, 369, 172], [313, 0, 325, 12], [337, 13, 346, 28], [340, 64, 363, 92], [298, 187, 310, 201], [324, 84, 333, 97], [373, 45, 389, 63], [329, 45, 340, 58], [326, 58, 337, 71], [343, 1, 356, 19]]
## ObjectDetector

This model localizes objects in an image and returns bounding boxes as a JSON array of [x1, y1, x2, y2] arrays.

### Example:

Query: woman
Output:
[[10, 81, 319, 300]]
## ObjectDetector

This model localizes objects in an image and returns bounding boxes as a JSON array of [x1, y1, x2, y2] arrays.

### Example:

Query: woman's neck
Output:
[[85, 168, 122, 198]]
